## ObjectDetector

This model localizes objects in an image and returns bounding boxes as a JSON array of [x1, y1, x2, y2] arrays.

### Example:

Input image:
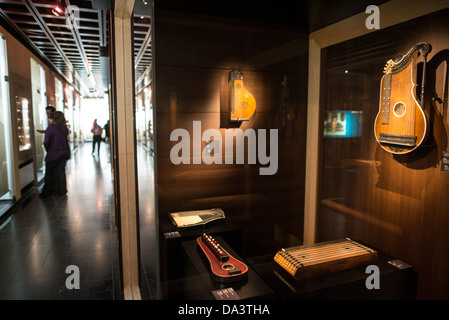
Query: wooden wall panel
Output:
[[154, 11, 308, 257]]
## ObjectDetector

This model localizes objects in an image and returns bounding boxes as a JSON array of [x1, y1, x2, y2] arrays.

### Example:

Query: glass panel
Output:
[[317, 12, 440, 244], [149, 4, 307, 300], [136, 95, 144, 143], [30, 58, 46, 180], [317, 9, 449, 300], [16, 97, 31, 151], [0, 35, 12, 200], [318, 37, 396, 242], [65, 86, 74, 150], [134, 0, 159, 299]]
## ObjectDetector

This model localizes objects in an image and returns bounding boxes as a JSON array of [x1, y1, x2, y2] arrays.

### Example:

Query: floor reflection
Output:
[[137, 145, 158, 300], [0, 142, 122, 300]]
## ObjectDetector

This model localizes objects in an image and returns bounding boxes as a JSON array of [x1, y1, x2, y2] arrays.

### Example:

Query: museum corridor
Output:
[[0, 143, 123, 299]]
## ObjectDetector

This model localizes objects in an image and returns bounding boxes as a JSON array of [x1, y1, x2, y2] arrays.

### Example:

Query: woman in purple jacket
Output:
[[40, 111, 70, 197]]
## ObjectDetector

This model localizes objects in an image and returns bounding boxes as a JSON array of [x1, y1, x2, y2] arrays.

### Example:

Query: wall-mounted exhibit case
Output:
[[147, 4, 449, 300], [316, 7, 449, 300]]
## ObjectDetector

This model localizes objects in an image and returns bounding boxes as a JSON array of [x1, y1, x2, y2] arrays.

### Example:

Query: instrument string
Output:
[[287, 245, 365, 257], [281, 239, 373, 255], [289, 250, 371, 268], [286, 241, 372, 254], [288, 247, 368, 261]]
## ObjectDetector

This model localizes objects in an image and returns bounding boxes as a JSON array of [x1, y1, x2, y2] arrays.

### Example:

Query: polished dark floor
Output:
[[0, 142, 124, 300]]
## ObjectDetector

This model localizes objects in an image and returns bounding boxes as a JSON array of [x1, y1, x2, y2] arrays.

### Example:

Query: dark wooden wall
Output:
[[154, 11, 309, 257], [318, 9, 449, 299]]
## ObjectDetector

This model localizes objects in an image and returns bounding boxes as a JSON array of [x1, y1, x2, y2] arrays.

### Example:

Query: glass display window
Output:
[[16, 96, 31, 152]]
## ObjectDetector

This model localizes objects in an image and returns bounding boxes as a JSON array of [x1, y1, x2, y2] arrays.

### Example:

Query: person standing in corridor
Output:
[[36, 105, 56, 134], [91, 119, 103, 155], [40, 111, 70, 197]]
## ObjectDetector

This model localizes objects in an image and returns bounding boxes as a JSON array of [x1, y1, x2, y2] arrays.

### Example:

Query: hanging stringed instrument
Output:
[[374, 42, 430, 154], [228, 66, 256, 121]]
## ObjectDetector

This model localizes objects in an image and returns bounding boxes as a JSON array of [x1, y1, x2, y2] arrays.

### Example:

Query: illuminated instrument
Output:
[[228, 66, 256, 121], [374, 42, 430, 154], [274, 238, 377, 280], [169, 208, 225, 229], [197, 233, 248, 283]]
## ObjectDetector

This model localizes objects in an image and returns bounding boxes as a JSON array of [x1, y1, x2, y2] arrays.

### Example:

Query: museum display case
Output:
[[15, 96, 31, 152], [140, 4, 449, 300], [2, 0, 447, 302], [315, 8, 449, 300]]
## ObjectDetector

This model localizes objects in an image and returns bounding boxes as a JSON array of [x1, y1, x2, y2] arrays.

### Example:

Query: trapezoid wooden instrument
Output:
[[274, 238, 377, 280], [197, 233, 248, 283], [374, 42, 430, 154], [228, 66, 256, 121]]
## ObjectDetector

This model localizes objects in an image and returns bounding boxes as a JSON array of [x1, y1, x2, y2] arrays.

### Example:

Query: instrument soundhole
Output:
[[242, 102, 249, 109], [236, 83, 242, 89], [222, 263, 234, 270], [393, 102, 406, 117]]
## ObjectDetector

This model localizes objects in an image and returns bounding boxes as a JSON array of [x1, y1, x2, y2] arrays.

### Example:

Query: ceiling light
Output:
[[52, 6, 64, 16]]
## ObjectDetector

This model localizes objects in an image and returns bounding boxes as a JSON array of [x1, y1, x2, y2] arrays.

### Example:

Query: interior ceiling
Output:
[[154, 0, 390, 32], [0, 0, 388, 98], [0, 0, 152, 98]]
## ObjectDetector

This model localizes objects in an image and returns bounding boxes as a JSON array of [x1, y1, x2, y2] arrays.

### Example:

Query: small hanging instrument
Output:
[[228, 66, 256, 121]]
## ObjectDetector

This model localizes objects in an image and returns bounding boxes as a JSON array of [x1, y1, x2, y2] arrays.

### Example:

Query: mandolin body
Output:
[[228, 67, 256, 121]]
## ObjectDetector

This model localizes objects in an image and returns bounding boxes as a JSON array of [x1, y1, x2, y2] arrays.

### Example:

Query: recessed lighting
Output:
[[52, 6, 64, 16]]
